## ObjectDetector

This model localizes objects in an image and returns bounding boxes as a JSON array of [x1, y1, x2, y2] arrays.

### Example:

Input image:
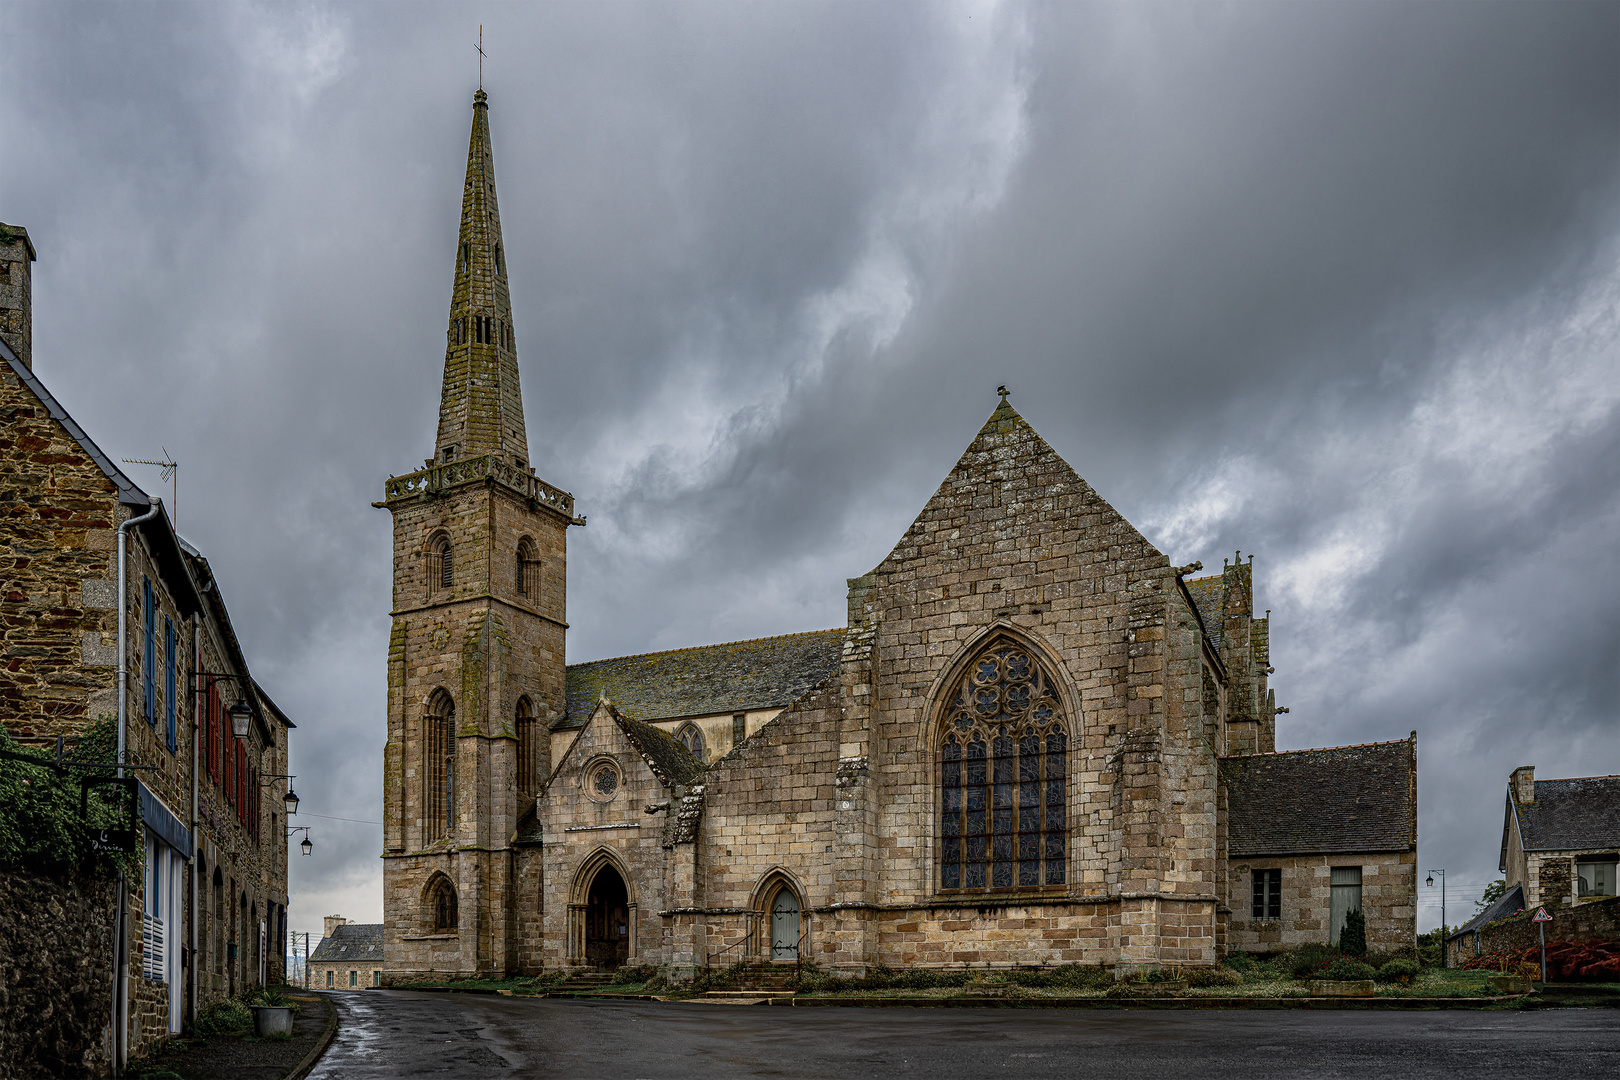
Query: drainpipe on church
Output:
[[114, 498, 161, 1073]]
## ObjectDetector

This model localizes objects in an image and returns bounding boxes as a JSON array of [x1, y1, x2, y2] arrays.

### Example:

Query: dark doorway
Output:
[[585, 865, 630, 969]]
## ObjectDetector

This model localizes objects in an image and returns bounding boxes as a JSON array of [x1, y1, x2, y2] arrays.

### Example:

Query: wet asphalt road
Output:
[[305, 990, 1618, 1079]]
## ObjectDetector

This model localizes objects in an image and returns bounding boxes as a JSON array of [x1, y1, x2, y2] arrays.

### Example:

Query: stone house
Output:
[[0, 222, 293, 1065], [308, 916, 385, 990], [377, 93, 1418, 983], [1500, 767, 1619, 910]]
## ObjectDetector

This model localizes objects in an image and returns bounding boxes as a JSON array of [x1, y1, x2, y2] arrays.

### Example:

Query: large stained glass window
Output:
[[939, 639, 1067, 891]]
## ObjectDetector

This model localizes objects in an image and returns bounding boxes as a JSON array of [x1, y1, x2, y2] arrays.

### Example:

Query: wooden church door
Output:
[[770, 889, 800, 961]]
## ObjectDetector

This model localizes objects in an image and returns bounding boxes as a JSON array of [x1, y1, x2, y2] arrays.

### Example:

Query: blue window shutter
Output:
[[164, 617, 177, 751], [143, 579, 156, 726]]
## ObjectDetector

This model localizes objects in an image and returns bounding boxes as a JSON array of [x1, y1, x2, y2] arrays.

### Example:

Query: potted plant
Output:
[[245, 988, 298, 1037]]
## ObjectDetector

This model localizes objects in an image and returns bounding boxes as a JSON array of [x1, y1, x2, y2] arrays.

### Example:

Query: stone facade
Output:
[[308, 916, 386, 990], [379, 92, 1419, 984], [0, 230, 291, 1067], [1500, 767, 1620, 910], [1223, 854, 1418, 954]]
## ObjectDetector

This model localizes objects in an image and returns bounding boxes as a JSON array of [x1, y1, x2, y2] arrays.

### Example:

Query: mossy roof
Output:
[[613, 707, 707, 786], [1513, 775, 1620, 852], [1221, 739, 1416, 856], [310, 924, 384, 963], [561, 628, 845, 726], [1183, 575, 1226, 653]]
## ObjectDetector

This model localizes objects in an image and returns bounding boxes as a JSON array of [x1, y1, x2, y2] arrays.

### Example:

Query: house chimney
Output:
[[0, 223, 35, 369], [323, 914, 347, 939], [1511, 765, 1535, 805]]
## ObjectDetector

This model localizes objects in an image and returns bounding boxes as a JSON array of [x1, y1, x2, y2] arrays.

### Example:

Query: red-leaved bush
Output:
[[1461, 939, 1619, 981]]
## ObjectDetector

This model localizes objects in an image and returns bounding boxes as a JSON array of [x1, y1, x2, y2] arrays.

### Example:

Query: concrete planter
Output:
[[250, 1005, 295, 1037], [1308, 980, 1375, 998], [1488, 976, 1533, 994]]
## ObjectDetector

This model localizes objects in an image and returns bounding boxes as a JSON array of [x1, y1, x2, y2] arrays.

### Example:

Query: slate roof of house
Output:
[[1183, 576, 1225, 653], [1221, 738, 1416, 856], [309, 924, 383, 964], [560, 628, 845, 726], [1513, 775, 1620, 852], [1446, 883, 1526, 943]]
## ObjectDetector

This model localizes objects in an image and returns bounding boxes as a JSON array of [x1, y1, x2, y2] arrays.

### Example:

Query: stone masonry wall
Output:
[[1445, 894, 1620, 967], [0, 864, 115, 1080], [1223, 852, 1417, 954]]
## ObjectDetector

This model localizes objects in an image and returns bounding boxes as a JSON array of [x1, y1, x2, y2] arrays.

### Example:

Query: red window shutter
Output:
[[237, 746, 247, 824], [206, 683, 218, 782]]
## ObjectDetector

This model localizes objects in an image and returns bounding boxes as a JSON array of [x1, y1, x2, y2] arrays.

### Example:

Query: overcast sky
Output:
[[3, 1, 1615, 941]]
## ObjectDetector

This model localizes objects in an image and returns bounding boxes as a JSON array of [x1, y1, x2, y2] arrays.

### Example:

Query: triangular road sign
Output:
[[1532, 907, 1553, 922]]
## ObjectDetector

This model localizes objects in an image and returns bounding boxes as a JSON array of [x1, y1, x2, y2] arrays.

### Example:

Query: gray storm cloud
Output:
[[1, 0, 1613, 932]]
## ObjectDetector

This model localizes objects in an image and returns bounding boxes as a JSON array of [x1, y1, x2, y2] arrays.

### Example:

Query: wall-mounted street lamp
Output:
[[191, 671, 257, 739], [1427, 868, 1447, 967], [288, 825, 313, 857], [260, 774, 299, 816]]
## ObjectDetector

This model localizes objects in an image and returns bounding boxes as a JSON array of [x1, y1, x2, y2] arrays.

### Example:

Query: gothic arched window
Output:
[[677, 723, 706, 763], [938, 638, 1067, 892], [425, 690, 456, 839], [516, 696, 539, 794], [427, 876, 458, 931]]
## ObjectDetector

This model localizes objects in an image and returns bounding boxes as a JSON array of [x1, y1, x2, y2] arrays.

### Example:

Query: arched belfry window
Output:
[[677, 723, 706, 763], [516, 538, 539, 600], [425, 690, 456, 840], [428, 536, 453, 594], [938, 638, 1067, 891]]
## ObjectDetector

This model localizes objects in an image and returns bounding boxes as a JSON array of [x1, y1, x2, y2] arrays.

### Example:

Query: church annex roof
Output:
[[613, 708, 707, 787], [310, 923, 384, 964], [562, 628, 845, 726], [1510, 775, 1620, 852], [1221, 737, 1416, 856]]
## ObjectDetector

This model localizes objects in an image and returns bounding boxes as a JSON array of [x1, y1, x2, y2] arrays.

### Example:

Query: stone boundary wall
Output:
[[0, 864, 116, 1079], [1447, 895, 1620, 967]]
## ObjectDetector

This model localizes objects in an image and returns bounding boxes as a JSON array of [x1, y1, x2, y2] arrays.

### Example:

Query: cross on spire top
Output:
[[475, 25, 487, 91]]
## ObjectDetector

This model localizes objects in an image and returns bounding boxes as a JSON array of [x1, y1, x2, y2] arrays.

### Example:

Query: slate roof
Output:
[[310, 924, 383, 964], [610, 704, 707, 787], [1221, 738, 1416, 856], [1183, 575, 1225, 652], [1513, 776, 1620, 852], [1446, 883, 1526, 943], [561, 629, 845, 726]]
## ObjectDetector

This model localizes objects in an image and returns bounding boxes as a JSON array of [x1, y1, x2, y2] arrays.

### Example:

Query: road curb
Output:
[[780, 995, 1527, 1009], [282, 993, 340, 1080]]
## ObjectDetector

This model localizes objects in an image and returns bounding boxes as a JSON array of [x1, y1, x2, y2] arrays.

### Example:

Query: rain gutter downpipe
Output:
[[114, 498, 161, 1074]]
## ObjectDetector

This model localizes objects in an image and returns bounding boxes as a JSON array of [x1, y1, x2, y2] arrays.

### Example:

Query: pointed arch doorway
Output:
[[584, 864, 630, 969]]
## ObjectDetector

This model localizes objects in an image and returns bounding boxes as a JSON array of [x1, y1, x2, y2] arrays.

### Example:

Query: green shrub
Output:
[[191, 999, 253, 1036], [1222, 953, 1258, 973], [611, 964, 658, 985], [0, 717, 142, 878], [1285, 944, 1342, 979], [1339, 909, 1367, 957], [1184, 966, 1244, 988], [1313, 958, 1377, 981], [1377, 958, 1420, 984], [244, 987, 297, 1009]]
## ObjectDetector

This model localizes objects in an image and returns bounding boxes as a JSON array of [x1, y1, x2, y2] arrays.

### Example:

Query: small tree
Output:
[[1339, 908, 1367, 957], [1475, 879, 1506, 913]]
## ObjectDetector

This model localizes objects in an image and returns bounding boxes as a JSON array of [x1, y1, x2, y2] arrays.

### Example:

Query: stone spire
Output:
[[435, 89, 529, 467]]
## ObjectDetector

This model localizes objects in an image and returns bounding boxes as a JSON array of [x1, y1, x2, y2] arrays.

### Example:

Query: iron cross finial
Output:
[[475, 25, 487, 91]]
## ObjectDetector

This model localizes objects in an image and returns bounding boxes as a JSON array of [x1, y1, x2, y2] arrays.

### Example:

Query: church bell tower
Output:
[[378, 89, 579, 980]]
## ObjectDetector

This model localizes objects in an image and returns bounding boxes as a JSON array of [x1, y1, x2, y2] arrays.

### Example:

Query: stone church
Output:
[[378, 92, 1418, 982]]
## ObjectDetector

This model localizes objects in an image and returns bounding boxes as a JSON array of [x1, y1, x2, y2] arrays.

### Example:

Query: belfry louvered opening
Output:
[[426, 535, 453, 596], [424, 690, 456, 840], [938, 638, 1068, 892]]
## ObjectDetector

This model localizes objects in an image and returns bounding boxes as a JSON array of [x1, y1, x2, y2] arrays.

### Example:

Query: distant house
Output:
[[1444, 882, 1526, 966], [1500, 767, 1620, 909], [308, 916, 385, 990]]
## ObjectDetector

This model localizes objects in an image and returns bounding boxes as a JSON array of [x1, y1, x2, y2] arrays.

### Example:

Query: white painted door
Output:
[[770, 890, 799, 961]]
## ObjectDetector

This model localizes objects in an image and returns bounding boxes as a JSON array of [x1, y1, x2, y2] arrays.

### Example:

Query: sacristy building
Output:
[[378, 92, 1419, 981]]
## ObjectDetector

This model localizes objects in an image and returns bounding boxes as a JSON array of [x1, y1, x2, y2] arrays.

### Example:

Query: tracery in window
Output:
[[427, 875, 458, 931], [677, 723, 706, 762], [938, 638, 1067, 891], [427, 535, 454, 594], [516, 537, 540, 600]]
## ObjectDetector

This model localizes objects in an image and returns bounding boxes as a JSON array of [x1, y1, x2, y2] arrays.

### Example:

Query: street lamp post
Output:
[[288, 825, 313, 857], [1426, 869, 1446, 967]]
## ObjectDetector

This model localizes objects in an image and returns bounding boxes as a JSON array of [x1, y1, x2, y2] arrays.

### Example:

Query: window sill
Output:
[[402, 932, 460, 941]]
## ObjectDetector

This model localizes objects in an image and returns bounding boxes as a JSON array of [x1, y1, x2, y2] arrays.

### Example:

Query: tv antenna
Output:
[[123, 450, 177, 528]]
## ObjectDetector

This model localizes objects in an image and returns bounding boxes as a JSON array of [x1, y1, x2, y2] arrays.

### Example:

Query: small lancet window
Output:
[[938, 638, 1067, 892], [461, 243, 470, 274], [495, 245, 504, 275], [431, 878, 458, 930], [516, 697, 539, 794]]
